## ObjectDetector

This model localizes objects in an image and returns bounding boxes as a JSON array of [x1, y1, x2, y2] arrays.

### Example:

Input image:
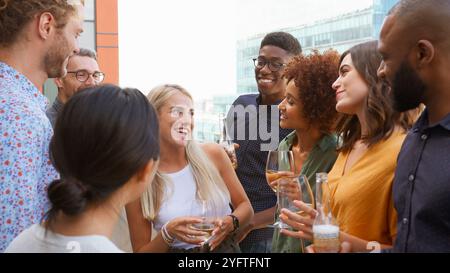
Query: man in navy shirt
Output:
[[227, 32, 301, 253], [377, 0, 450, 252]]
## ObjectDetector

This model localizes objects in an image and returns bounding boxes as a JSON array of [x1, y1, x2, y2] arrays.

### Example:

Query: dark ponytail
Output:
[[47, 178, 88, 216], [45, 85, 160, 225]]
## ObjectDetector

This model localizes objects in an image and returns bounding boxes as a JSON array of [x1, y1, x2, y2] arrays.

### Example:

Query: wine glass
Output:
[[189, 199, 219, 245], [278, 175, 314, 252], [265, 150, 295, 227], [218, 114, 238, 169]]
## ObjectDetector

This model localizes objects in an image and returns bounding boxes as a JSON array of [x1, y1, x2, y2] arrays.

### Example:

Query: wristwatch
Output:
[[228, 214, 240, 232]]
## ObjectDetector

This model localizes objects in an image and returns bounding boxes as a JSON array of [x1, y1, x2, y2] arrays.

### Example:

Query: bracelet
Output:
[[164, 222, 175, 241], [161, 224, 174, 245], [161, 222, 174, 245]]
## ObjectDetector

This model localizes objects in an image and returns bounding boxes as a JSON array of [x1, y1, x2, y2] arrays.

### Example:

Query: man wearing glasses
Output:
[[227, 32, 302, 253], [46, 48, 105, 127]]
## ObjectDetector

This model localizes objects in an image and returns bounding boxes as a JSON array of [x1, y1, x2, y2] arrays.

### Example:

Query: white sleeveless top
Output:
[[153, 164, 231, 250]]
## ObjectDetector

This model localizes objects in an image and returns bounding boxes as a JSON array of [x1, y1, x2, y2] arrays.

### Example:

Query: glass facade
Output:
[[236, 37, 261, 94], [43, 0, 97, 103], [373, 0, 399, 37], [292, 8, 373, 53], [194, 114, 221, 143], [193, 95, 237, 143], [193, 99, 223, 143], [235, 0, 399, 95]]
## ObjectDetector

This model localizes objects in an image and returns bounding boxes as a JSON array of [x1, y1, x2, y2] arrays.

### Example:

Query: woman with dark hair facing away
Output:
[[272, 50, 340, 253], [280, 41, 419, 252], [5, 85, 160, 253]]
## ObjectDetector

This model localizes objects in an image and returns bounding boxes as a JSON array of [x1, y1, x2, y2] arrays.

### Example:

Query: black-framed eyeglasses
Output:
[[252, 57, 286, 72], [67, 70, 106, 83]]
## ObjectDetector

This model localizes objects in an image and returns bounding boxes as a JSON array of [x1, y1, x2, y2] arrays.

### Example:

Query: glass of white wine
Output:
[[189, 199, 218, 245], [278, 175, 315, 252], [265, 150, 295, 228]]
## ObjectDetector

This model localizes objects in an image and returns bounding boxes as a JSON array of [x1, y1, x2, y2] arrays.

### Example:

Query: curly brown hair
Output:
[[283, 49, 340, 134], [0, 0, 84, 47]]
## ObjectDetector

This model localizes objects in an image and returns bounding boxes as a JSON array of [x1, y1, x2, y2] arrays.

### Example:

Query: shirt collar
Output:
[[317, 134, 338, 152], [283, 131, 297, 147], [256, 94, 283, 106], [413, 109, 450, 132], [0, 61, 48, 111], [439, 112, 450, 131], [52, 96, 64, 113], [284, 132, 336, 152]]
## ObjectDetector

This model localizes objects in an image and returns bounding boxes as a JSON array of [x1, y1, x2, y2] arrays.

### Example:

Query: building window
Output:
[[84, 0, 95, 21], [79, 21, 96, 50]]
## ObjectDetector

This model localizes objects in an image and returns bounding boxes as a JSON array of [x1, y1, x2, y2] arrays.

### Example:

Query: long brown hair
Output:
[[336, 40, 413, 153]]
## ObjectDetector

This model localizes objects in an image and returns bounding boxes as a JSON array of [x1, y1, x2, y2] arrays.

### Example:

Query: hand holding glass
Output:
[[189, 199, 220, 245], [279, 175, 314, 252], [265, 150, 295, 227]]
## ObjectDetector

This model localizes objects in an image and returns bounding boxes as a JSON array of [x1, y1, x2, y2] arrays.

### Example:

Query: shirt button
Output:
[[403, 218, 409, 225], [409, 174, 415, 182], [421, 134, 428, 141]]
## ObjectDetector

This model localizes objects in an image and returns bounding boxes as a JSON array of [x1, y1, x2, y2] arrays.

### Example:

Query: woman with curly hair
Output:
[[280, 41, 419, 252], [271, 49, 340, 253]]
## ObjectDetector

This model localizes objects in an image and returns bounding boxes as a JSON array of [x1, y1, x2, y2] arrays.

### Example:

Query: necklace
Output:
[[293, 142, 311, 155], [294, 138, 312, 154]]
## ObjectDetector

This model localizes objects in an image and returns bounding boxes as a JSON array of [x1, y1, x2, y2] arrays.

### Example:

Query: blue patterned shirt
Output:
[[0, 62, 59, 252]]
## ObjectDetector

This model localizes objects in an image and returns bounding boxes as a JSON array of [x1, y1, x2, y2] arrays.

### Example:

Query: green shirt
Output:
[[271, 132, 338, 253]]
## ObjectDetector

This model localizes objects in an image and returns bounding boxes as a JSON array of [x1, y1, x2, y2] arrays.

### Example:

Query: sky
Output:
[[118, 0, 373, 101], [236, 0, 373, 39]]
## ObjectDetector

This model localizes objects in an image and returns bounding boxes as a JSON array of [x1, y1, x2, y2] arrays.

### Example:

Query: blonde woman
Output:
[[126, 84, 253, 253]]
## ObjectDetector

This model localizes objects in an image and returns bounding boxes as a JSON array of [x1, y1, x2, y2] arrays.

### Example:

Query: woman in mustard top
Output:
[[279, 41, 420, 252]]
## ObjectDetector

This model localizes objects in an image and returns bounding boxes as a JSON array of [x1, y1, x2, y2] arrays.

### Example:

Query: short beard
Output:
[[44, 30, 70, 79], [391, 60, 426, 112]]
